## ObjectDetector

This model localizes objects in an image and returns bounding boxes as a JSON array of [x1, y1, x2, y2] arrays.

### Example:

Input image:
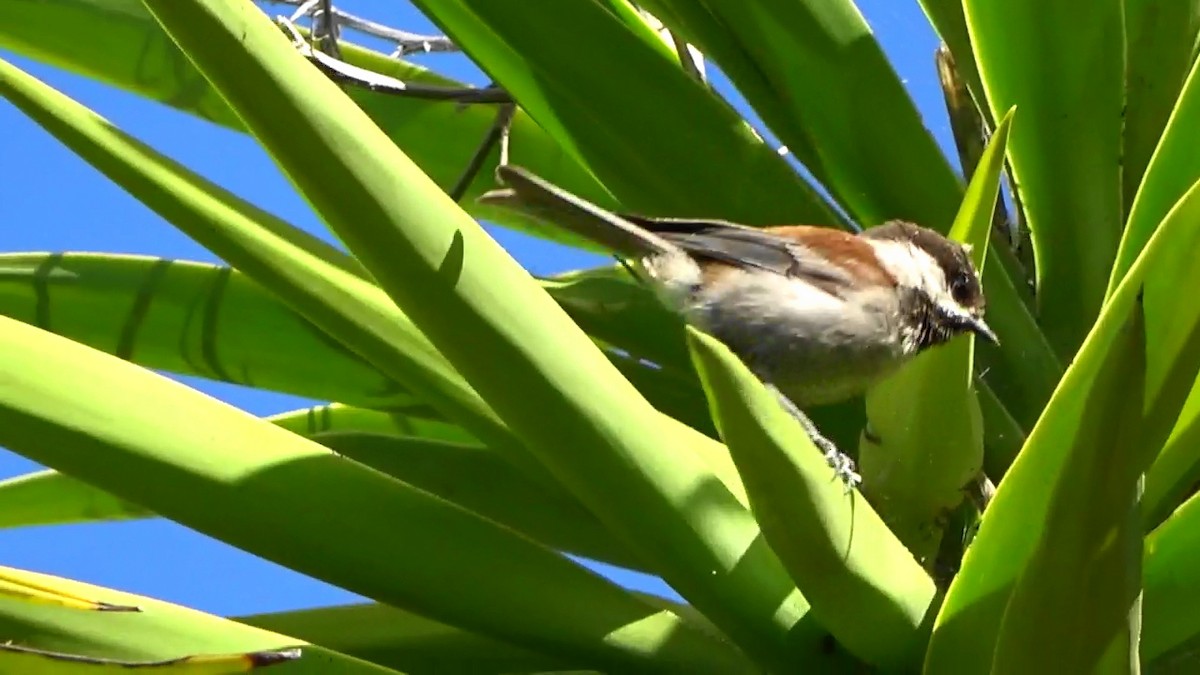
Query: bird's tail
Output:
[[478, 165, 676, 258]]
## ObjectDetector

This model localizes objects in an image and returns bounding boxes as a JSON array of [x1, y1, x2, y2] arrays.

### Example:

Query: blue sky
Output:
[[0, 1, 952, 620]]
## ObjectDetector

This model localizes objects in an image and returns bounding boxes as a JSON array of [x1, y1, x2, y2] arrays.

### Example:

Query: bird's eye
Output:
[[950, 274, 973, 303]]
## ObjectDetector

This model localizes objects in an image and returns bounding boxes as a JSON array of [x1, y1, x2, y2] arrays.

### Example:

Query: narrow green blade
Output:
[[409, 0, 840, 225], [541, 265, 691, 378], [0, 470, 150, 529], [0, 563, 388, 673], [991, 305, 1147, 671], [0, 315, 748, 672], [0, 253, 715, 438], [314, 431, 647, 573], [268, 403, 474, 442], [1145, 489, 1200, 660], [238, 603, 572, 674], [1109, 55, 1200, 298], [926, 176, 1200, 673], [0, 0, 607, 242], [0, 252, 410, 410], [139, 0, 823, 667], [974, 253, 1064, 431], [1120, 0, 1200, 212], [0, 401, 474, 532], [651, 0, 962, 230], [1143, 381, 1200, 530], [0, 429, 652, 577], [978, 379, 1028, 478], [688, 326, 935, 670], [1136, 102, 1200, 523], [857, 108, 1013, 567], [962, 0, 1125, 356], [0, 56, 552, 483]]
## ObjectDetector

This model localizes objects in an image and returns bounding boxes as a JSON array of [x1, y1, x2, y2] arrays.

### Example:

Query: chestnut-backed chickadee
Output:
[[480, 165, 995, 488]]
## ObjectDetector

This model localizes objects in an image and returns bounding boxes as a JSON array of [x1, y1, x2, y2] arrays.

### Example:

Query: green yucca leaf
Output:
[[0, 0, 607, 244], [592, 0, 686, 66], [0, 400, 478, 532], [0, 59, 534, 467], [0, 429, 650, 576], [973, 251, 1063, 431], [136, 0, 830, 667], [978, 377, 1027, 478], [240, 594, 722, 675], [1120, 0, 1200, 210], [409, 0, 841, 226], [1137, 63, 1200, 513], [239, 603, 567, 674], [991, 305, 1146, 671], [1109, 55, 1200, 298], [857, 107, 1013, 567], [0, 402, 472, 533], [268, 403, 478, 445], [1144, 384, 1200, 530], [688, 326, 934, 670], [0, 252, 415, 410], [0, 402, 476, 528], [963, 0, 1125, 357], [645, 0, 961, 231], [0, 311, 743, 672], [927, 175, 1200, 672], [0, 252, 715, 437], [0, 644, 303, 672], [314, 431, 647, 573], [0, 470, 150, 529], [0, 565, 376, 673], [543, 265, 692, 377], [1144, 486, 1200, 661]]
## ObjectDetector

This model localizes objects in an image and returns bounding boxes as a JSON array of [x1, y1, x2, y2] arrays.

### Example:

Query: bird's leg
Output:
[[764, 383, 862, 491]]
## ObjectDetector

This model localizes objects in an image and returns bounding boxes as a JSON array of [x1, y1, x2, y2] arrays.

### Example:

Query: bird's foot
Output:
[[816, 435, 863, 493], [820, 441, 859, 487], [765, 384, 862, 492]]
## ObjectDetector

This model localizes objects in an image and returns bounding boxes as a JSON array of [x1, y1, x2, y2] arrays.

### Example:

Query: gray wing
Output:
[[620, 216, 852, 291]]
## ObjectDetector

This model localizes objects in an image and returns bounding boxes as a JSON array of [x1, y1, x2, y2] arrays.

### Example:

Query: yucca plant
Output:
[[2, 0, 1200, 672]]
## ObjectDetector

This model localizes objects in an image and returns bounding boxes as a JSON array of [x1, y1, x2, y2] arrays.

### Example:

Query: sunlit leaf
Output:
[[857, 107, 1013, 567]]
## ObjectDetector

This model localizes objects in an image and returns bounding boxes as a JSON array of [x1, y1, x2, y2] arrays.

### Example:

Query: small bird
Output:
[[480, 165, 995, 488]]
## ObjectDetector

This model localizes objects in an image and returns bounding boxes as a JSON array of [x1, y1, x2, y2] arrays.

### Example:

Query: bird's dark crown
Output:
[[861, 220, 985, 312]]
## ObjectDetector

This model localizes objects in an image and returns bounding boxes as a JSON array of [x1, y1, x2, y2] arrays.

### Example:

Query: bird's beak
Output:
[[944, 307, 999, 345], [966, 315, 999, 345]]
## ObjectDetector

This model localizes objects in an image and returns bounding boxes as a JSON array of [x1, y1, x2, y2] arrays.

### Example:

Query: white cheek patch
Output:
[[870, 240, 956, 308]]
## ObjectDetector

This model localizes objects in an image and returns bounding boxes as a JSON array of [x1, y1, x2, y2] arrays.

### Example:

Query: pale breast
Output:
[[682, 269, 913, 407]]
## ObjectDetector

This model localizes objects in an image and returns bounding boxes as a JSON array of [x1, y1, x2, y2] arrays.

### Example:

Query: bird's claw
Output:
[[763, 382, 862, 493], [820, 443, 862, 493]]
